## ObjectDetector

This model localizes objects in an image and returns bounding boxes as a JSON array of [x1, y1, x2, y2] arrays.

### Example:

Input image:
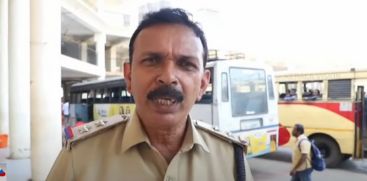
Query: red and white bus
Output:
[[276, 69, 367, 167]]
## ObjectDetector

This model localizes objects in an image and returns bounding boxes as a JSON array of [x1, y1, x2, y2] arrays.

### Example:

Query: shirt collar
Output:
[[120, 112, 209, 153], [181, 116, 209, 153], [121, 111, 150, 153], [296, 134, 307, 141]]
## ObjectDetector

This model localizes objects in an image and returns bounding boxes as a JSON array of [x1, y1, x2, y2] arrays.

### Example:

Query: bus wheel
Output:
[[312, 136, 342, 168]]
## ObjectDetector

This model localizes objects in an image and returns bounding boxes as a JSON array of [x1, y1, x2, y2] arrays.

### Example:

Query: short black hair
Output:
[[128, 8, 208, 68], [294, 124, 304, 134]]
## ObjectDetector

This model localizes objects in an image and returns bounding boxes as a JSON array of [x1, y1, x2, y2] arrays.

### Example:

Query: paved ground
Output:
[[250, 148, 367, 181]]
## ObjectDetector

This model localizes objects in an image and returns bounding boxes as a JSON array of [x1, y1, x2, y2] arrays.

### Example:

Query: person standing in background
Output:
[[62, 98, 70, 127]]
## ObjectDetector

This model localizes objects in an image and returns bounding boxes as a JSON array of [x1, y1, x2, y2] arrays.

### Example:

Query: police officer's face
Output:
[[124, 24, 210, 127]]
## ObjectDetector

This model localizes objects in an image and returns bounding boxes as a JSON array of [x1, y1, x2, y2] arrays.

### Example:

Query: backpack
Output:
[[298, 139, 326, 171]]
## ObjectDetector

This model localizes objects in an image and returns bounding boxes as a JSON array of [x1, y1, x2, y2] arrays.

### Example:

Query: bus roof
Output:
[[207, 59, 274, 72], [275, 68, 367, 82], [70, 77, 125, 92], [275, 68, 367, 76]]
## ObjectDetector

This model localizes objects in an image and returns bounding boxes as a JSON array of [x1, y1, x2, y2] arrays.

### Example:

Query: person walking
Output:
[[290, 124, 313, 181], [62, 98, 70, 127]]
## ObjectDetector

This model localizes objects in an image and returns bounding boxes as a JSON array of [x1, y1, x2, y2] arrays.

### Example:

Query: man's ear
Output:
[[197, 70, 211, 101], [123, 63, 132, 93]]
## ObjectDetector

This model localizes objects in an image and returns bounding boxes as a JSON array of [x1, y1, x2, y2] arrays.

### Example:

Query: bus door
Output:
[[363, 94, 367, 158], [357, 86, 367, 158], [70, 91, 89, 123], [191, 63, 229, 127], [214, 66, 232, 129], [355, 86, 367, 158], [363, 95, 367, 158]]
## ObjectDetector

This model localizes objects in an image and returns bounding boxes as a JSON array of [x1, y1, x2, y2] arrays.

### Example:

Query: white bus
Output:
[[69, 59, 280, 157]]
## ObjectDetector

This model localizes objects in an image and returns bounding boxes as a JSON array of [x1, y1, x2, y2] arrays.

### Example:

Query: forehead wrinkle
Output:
[[140, 51, 165, 57], [140, 51, 198, 64]]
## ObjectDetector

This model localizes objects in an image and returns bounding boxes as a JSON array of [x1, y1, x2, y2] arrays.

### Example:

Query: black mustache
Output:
[[147, 85, 184, 102]]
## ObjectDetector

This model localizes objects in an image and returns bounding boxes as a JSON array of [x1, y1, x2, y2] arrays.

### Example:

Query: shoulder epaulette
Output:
[[64, 114, 130, 150], [193, 120, 248, 148]]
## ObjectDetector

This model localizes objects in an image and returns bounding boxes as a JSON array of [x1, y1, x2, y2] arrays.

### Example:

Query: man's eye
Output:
[[142, 56, 160, 65], [178, 59, 198, 71]]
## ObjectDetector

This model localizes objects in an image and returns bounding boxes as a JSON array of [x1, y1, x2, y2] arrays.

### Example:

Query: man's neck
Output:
[[296, 134, 304, 140], [142, 118, 188, 163]]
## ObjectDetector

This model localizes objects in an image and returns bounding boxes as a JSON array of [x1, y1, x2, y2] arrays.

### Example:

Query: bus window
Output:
[[230, 68, 267, 116], [95, 89, 103, 103], [87, 90, 95, 103], [302, 81, 322, 100], [278, 82, 297, 101], [267, 75, 275, 100], [221, 73, 229, 102], [80, 92, 87, 103], [111, 88, 121, 103], [121, 89, 134, 103], [328, 79, 351, 100], [102, 89, 111, 103]]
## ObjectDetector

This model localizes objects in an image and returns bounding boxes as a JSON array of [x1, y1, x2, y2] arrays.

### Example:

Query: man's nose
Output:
[[157, 61, 178, 85]]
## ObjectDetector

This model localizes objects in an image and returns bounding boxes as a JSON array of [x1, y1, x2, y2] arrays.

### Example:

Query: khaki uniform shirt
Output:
[[47, 112, 253, 181], [292, 134, 312, 171]]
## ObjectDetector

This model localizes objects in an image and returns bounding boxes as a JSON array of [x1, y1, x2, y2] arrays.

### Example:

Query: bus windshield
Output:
[[230, 68, 268, 116]]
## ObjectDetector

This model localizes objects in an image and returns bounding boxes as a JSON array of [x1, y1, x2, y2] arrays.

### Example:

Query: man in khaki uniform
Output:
[[47, 8, 253, 181]]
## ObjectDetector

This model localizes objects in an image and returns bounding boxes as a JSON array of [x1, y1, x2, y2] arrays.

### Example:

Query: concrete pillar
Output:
[[81, 41, 88, 62], [105, 47, 111, 72], [296, 81, 303, 100], [30, 0, 62, 180], [94, 33, 106, 79], [0, 0, 9, 136], [8, 0, 31, 159], [110, 45, 118, 72], [323, 80, 328, 100]]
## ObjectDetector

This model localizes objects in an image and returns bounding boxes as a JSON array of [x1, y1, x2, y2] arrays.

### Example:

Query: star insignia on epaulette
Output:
[[64, 114, 130, 150]]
